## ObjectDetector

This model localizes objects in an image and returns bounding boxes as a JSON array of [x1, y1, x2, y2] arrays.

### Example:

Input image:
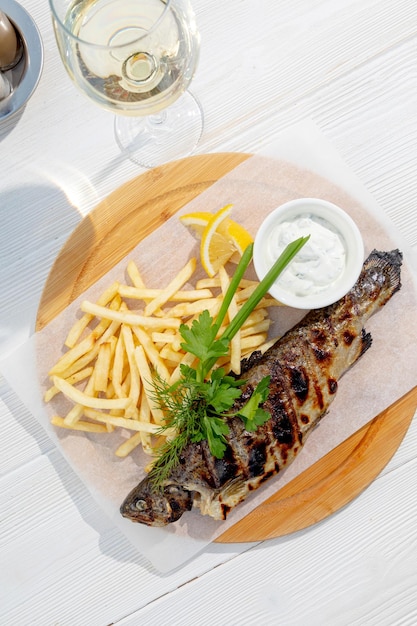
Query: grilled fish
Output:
[[120, 249, 402, 526]]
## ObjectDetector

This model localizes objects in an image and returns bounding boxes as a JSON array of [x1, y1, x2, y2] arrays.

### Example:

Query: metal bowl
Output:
[[0, 0, 43, 124]]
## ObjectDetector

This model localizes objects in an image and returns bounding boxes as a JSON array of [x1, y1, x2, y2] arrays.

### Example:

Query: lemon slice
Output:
[[181, 205, 254, 276], [217, 219, 254, 256], [179, 211, 212, 237], [180, 207, 253, 253], [200, 205, 236, 277]]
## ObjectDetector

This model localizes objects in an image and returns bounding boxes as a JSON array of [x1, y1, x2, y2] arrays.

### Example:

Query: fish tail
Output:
[[347, 248, 402, 317], [364, 249, 402, 298]]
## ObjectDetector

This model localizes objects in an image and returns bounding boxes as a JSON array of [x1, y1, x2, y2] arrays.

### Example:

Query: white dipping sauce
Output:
[[266, 213, 346, 297]]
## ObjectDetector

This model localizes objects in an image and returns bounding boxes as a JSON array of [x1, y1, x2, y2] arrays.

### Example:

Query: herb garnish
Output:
[[148, 236, 309, 489]]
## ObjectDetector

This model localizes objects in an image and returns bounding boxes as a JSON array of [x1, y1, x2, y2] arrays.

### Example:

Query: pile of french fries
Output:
[[45, 257, 281, 459]]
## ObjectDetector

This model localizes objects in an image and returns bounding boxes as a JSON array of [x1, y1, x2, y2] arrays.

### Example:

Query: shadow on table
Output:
[[0, 181, 94, 354]]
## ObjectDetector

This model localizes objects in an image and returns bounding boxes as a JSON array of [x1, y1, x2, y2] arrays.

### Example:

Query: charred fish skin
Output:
[[120, 249, 402, 526]]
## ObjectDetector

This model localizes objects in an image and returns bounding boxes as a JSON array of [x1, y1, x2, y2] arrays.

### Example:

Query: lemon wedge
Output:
[[179, 211, 213, 237], [180, 205, 254, 277], [217, 218, 254, 256]]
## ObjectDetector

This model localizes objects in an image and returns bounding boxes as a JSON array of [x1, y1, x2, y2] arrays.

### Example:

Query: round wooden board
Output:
[[36, 153, 417, 543]]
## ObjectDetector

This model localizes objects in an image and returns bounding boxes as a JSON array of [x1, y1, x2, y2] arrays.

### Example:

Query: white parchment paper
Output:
[[2, 120, 417, 572]]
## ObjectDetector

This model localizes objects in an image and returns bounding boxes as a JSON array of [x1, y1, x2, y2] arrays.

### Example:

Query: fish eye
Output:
[[134, 499, 147, 512], [165, 485, 180, 495]]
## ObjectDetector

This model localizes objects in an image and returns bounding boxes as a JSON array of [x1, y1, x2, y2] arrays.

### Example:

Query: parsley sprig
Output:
[[149, 236, 309, 488]]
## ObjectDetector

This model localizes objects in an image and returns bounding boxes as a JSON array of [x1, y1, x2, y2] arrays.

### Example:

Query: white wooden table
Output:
[[1, 1, 417, 624]]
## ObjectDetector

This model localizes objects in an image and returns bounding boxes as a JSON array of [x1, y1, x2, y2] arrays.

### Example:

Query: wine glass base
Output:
[[114, 91, 203, 168]]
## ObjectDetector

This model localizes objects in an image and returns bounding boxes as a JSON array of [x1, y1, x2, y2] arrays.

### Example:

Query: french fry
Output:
[[126, 260, 146, 288], [62, 322, 121, 380], [119, 284, 213, 302], [168, 351, 196, 385], [63, 365, 98, 426], [63, 404, 84, 427], [82, 408, 163, 433], [115, 431, 144, 458], [242, 309, 268, 326], [240, 333, 268, 351], [134, 345, 165, 425], [64, 314, 94, 350], [159, 346, 183, 365], [235, 283, 257, 302], [51, 416, 110, 433], [121, 325, 141, 412], [93, 340, 114, 392], [151, 330, 177, 345], [64, 282, 120, 348], [256, 296, 283, 308], [166, 297, 221, 319], [80, 301, 181, 329], [53, 375, 132, 410], [44, 366, 94, 402], [257, 336, 280, 353], [195, 277, 259, 290], [112, 332, 127, 398], [132, 325, 171, 382], [137, 388, 153, 454], [241, 319, 271, 337], [195, 277, 221, 289], [48, 334, 96, 376], [50, 309, 122, 378], [144, 257, 197, 316]]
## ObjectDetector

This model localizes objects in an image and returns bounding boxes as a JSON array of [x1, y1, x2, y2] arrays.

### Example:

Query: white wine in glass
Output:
[[49, 0, 203, 167]]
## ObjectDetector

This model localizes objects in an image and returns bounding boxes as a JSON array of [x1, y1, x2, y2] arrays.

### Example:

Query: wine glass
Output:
[[49, 0, 203, 168]]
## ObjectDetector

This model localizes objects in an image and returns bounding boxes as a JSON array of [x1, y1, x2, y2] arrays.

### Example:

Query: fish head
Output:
[[120, 476, 193, 526]]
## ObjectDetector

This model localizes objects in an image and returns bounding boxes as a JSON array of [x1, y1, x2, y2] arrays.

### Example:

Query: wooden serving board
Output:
[[36, 153, 417, 543]]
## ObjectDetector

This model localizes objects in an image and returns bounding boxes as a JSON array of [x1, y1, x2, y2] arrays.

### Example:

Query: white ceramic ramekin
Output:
[[253, 198, 364, 309]]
